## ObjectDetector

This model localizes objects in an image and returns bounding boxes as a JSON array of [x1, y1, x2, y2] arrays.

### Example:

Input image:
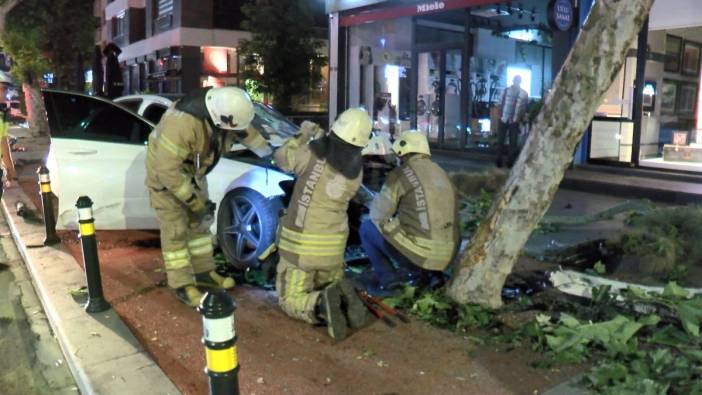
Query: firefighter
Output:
[[360, 130, 459, 296], [274, 108, 372, 340], [146, 86, 272, 307]]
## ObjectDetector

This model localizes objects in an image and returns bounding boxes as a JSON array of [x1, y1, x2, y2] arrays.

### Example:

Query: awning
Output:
[[649, 0, 702, 30], [338, 0, 509, 27]]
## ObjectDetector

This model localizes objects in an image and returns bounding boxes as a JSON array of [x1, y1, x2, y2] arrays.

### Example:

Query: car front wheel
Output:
[[217, 188, 282, 270]]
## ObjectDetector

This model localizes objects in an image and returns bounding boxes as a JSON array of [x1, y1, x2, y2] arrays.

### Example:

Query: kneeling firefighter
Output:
[[274, 108, 372, 340], [146, 87, 272, 307], [360, 131, 459, 295]]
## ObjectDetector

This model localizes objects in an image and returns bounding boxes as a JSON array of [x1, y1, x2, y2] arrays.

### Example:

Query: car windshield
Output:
[[250, 103, 298, 146]]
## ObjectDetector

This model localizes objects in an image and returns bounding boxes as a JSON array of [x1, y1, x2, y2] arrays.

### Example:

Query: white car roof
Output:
[[115, 94, 173, 107]]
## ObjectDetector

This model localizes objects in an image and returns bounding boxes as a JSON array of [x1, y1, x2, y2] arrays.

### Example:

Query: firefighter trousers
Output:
[[150, 189, 216, 289], [275, 258, 343, 324]]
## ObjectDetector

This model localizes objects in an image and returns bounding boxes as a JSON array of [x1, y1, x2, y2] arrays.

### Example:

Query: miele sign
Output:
[[417, 1, 446, 13], [338, 0, 500, 26]]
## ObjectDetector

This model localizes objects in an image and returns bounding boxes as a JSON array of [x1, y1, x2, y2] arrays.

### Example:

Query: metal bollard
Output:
[[199, 289, 239, 395], [76, 196, 110, 314], [37, 166, 60, 245]]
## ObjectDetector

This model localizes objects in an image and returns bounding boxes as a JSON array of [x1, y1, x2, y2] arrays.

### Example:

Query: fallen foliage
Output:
[[383, 282, 702, 394]]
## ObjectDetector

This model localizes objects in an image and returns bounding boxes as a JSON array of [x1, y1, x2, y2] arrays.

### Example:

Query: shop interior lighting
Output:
[[506, 29, 539, 42], [506, 66, 532, 97]]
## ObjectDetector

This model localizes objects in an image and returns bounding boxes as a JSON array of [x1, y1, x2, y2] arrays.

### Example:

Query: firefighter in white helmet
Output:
[[360, 130, 459, 296], [273, 108, 372, 340], [146, 86, 272, 307]]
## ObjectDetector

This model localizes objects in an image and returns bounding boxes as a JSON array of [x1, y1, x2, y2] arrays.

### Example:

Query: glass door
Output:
[[415, 47, 464, 148], [416, 50, 441, 144], [588, 54, 638, 164], [443, 49, 463, 148]]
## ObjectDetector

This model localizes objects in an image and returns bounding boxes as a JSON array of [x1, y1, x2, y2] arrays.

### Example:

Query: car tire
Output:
[[217, 188, 282, 270]]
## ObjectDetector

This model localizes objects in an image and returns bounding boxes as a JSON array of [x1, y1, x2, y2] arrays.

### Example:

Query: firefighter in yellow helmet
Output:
[[146, 86, 272, 307], [359, 130, 459, 296], [274, 108, 372, 340]]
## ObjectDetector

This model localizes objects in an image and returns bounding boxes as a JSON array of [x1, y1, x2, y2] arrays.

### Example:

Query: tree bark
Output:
[[447, 0, 655, 308], [23, 80, 48, 137]]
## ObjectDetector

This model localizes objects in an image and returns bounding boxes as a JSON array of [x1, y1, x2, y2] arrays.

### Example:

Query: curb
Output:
[[2, 185, 180, 395]]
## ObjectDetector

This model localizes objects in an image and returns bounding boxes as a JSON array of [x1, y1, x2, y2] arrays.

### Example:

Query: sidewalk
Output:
[[432, 153, 702, 204], [5, 126, 179, 395]]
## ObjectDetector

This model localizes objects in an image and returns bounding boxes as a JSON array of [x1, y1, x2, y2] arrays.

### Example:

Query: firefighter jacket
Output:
[[370, 155, 459, 271], [146, 106, 269, 206], [274, 134, 362, 271]]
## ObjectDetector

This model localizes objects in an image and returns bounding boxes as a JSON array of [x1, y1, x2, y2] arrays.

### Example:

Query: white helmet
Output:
[[205, 87, 255, 131], [392, 130, 431, 157], [331, 108, 372, 147]]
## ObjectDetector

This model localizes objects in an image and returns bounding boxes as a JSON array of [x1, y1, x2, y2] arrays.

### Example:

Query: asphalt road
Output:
[[0, 211, 77, 395]]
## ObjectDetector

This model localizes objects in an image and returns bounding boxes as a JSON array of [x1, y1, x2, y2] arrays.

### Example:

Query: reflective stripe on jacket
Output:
[[145, 106, 269, 205], [370, 155, 459, 271], [275, 135, 362, 271], [146, 107, 218, 204]]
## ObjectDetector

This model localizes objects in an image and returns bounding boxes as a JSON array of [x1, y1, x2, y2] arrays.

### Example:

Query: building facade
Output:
[[97, 0, 250, 99], [586, 0, 702, 174], [326, 1, 702, 175]]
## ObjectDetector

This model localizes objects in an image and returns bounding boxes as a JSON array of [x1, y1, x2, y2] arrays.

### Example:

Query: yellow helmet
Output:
[[392, 130, 431, 157], [331, 108, 372, 147], [205, 87, 255, 131]]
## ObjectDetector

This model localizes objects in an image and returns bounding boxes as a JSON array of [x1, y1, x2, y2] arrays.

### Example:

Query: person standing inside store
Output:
[[495, 75, 529, 168]]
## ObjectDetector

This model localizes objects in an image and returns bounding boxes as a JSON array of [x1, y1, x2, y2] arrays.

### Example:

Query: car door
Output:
[[43, 90, 157, 229]]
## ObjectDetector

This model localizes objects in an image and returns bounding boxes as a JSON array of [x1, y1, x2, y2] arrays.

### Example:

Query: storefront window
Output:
[[466, 27, 552, 151], [638, 27, 702, 172], [342, 1, 555, 150], [348, 17, 412, 139], [589, 50, 637, 163]]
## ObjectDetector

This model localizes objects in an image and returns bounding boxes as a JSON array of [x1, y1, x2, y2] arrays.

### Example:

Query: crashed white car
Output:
[[42, 90, 295, 268]]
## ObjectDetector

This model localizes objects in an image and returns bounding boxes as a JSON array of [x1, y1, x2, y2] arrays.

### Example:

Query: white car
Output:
[[42, 90, 295, 269]]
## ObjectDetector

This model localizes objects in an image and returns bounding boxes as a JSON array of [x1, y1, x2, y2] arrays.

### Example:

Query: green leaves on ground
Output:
[[536, 284, 702, 393], [385, 282, 702, 393], [383, 286, 495, 331]]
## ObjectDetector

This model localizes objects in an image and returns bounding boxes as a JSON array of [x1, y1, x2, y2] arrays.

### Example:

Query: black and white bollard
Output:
[[76, 196, 110, 313], [199, 289, 239, 395], [37, 166, 60, 245]]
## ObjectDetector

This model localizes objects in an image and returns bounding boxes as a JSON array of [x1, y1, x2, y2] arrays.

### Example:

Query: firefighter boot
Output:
[[175, 285, 204, 307], [339, 279, 369, 329], [195, 270, 236, 289], [318, 283, 348, 340]]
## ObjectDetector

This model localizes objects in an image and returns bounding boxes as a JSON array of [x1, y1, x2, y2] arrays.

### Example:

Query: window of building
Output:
[[348, 18, 413, 140], [113, 11, 126, 38], [345, 5, 554, 151], [202, 47, 237, 75], [158, 0, 174, 17], [639, 27, 702, 173]]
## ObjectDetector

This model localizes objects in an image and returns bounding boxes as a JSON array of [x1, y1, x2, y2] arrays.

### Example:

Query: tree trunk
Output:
[[446, 0, 655, 308], [23, 80, 48, 137]]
